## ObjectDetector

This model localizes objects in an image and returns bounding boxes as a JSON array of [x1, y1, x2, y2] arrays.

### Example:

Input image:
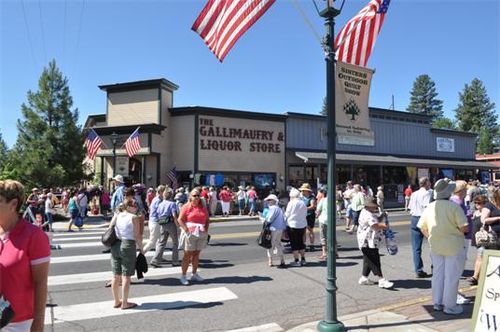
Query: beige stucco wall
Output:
[[107, 89, 159, 126], [169, 115, 195, 171], [197, 115, 285, 188]]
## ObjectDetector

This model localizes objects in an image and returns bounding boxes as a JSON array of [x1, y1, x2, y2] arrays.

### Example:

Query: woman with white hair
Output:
[[263, 194, 287, 268], [285, 188, 308, 267], [417, 178, 468, 315]]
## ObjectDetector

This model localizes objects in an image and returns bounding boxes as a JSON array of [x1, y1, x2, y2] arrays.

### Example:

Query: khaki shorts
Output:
[[185, 232, 209, 251], [111, 239, 136, 276]]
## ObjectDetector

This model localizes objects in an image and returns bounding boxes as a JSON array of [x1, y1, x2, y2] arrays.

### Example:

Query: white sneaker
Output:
[[180, 275, 189, 285], [190, 273, 204, 282], [358, 276, 375, 285], [378, 278, 394, 289], [456, 294, 471, 305]]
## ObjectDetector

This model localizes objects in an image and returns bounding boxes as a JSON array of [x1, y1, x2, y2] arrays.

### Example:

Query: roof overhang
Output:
[[294, 151, 496, 169]]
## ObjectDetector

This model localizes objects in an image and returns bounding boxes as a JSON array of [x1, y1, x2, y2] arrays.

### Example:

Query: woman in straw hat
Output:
[[299, 183, 317, 252], [417, 178, 468, 315], [356, 198, 394, 289]]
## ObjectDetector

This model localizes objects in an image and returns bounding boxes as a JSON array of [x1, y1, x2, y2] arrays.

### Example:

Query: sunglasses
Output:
[[191, 195, 200, 198]]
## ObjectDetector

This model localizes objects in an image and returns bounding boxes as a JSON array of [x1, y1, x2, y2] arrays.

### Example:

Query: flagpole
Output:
[[318, 1, 345, 332]]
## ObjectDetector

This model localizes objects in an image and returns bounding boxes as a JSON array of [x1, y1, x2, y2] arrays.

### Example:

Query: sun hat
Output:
[[433, 178, 456, 200], [454, 180, 467, 193], [238, 185, 245, 190], [264, 194, 279, 203], [364, 199, 379, 210], [299, 183, 313, 192], [32, 187, 39, 192], [113, 174, 124, 183], [377, 186, 383, 191]]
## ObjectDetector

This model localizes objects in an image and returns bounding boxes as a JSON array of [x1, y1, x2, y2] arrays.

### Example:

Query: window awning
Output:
[[294, 152, 496, 169]]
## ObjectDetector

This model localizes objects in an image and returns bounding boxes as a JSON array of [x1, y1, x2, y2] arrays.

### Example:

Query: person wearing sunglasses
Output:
[[177, 189, 210, 285]]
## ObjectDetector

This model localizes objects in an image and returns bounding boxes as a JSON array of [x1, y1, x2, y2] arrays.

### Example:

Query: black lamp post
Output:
[[111, 132, 118, 178], [317, 1, 345, 331]]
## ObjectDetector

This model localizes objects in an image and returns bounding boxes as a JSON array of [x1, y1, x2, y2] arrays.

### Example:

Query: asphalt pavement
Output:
[[44, 211, 477, 331]]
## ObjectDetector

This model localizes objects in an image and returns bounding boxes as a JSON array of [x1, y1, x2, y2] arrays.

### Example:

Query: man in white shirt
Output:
[[408, 177, 433, 278]]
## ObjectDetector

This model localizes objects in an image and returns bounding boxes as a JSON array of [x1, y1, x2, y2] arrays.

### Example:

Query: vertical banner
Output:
[[335, 61, 375, 146]]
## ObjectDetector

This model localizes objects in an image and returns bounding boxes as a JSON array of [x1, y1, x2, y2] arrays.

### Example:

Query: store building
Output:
[[85, 78, 494, 205]]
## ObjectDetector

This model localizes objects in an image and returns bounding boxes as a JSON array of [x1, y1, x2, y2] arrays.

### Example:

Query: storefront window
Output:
[[383, 166, 408, 202], [289, 166, 304, 189], [336, 165, 351, 188], [353, 165, 380, 192]]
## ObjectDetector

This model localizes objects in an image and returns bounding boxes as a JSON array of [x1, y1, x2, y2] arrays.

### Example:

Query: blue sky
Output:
[[1, 0, 498, 148]]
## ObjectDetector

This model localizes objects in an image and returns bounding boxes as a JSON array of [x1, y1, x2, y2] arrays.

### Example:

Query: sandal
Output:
[[121, 302, 138, 310], [113, 301, 122, 308], [317, 255, 327, 260], [268, 261, 273, 267], [467, 276, 478, 285]]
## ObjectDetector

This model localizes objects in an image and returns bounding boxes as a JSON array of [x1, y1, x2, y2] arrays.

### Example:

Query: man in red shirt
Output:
[[404, 184, 413, 211], [0, 180, 50, 331]]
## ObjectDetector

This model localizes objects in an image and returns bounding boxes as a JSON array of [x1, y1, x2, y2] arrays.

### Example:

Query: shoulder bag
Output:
[[102, 225, 119, 247], [158, 215, 174, 225], [257, 223, 272, 249], [475, 225, 499, 249]]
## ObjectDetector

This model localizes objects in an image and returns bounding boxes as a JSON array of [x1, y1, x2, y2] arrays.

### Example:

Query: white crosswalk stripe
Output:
[[45, 287, 238, 325], [45, 227, 241, 330]]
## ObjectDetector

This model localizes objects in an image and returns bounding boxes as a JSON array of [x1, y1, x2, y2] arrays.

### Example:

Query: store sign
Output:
[[335, 61, 375, 146], [199, 117, 284, 153], [471, 250, 500, 331], [436, 137, 455, 152]]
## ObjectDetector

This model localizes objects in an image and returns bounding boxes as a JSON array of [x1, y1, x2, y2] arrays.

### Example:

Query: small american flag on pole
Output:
[[167, 167, 178, 190], [334, 0, 390, 67], [84, 129, 103, 160], [124, 127, 141, 157], [191, 0, 275, 62]]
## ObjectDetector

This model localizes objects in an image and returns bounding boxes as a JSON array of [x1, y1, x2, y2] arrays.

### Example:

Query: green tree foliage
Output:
[[431, 117, 456, 130], [0, 133, 7, 171], [477, 127, 494, 154], [455, 78, 497, 135], [320, 97, 327, 116], [10, 60, 86, 187], [407, 74, 444, 121]]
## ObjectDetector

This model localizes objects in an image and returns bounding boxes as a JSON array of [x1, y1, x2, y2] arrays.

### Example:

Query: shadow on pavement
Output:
[[208, 242, 248, 247], [143, 275, 272, 287], [137, 301, 224, 311], [394, 279, 431, 289], [337, 255, 364, 260]]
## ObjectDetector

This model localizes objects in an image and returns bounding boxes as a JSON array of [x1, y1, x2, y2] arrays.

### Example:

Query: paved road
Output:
[[45, 212, 476, 331]]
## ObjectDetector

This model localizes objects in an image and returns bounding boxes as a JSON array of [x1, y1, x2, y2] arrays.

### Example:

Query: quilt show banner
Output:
[[335, 61, 375, 146]]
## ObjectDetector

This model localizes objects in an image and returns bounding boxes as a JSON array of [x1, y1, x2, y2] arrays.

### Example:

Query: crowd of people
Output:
[[1, 174, 499, 330]]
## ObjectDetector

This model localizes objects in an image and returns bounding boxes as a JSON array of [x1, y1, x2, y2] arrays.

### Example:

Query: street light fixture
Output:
[[111, 132, 118, 178], [316, 0, 345, 331]]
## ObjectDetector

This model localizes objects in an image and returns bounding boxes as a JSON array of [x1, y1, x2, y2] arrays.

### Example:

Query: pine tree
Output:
[[407, 74, 444, 121], [455, 78, 497, 136], [0, 133, 7, 171], [477, 127, 494, 154], [431, 117, 456, 130], [320, 97, 327, 116], [11, 60, 86, 187]]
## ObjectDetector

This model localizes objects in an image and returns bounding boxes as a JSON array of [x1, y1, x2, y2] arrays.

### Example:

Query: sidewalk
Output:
[[288, 287, 476, 332]]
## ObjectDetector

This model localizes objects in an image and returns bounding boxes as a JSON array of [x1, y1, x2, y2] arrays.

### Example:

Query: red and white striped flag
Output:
[[84, 129, 103, 160], [192, 0, 275, 62], [124, 127, 141, 157], [334, 0, 390, 67]]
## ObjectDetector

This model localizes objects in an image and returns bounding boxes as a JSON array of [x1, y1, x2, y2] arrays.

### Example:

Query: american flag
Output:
[[192, 0, 275, 62], [334, 0, 390, 67], [124, 127, 141, 157], [167, 167, 178, 190], [84, 129, 103, 160]]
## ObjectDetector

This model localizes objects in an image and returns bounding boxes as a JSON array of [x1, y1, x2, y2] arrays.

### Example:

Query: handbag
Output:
[[158, 215, 174, 225], [101, 226, 119, 247], [383, 214, 398, 255], [475, 225, 499, 249], [0, 295, 14, 329], [257, 223, 272, 249], [74, 215, 84, 228]]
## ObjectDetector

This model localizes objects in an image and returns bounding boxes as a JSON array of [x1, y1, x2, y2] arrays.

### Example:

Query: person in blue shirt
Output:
[[111, 175, 126, 212], [263, 194, 287, 268]]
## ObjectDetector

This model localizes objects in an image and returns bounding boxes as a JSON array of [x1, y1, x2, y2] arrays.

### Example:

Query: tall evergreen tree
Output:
[[477, 127, 494, 154], [11, 60, 86, 187], [0, 133, 7, 171], [431, 117, 456, 130], [407, 74, 444, 121], [320, 97, 327, 116], [455, 78, 497, 136]]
